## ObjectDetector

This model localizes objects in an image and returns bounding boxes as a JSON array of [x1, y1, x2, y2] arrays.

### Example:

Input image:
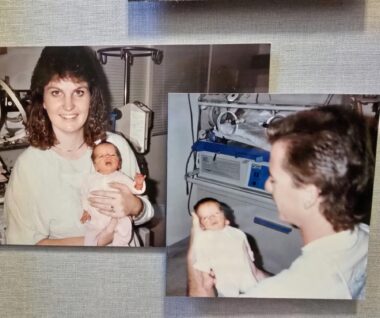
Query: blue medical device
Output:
[[192, 140, 270, 190]]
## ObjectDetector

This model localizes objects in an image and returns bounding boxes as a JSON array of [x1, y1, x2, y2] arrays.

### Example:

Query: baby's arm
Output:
[[113, 172, 146, 195], [133, 173, 146, 192]]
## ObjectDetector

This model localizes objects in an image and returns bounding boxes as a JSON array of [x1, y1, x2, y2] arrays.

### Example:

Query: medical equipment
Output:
[[189, 93, 316, 193], [192, 140, 269, 191], [0, 79, 30, 244], [97, 47, 162, 153], [185, 93, 351, 274], [197, 93, 318, 151], [0, 79, 28, 146], [98, 47, 163, 105], [115, 101, 153, 154]]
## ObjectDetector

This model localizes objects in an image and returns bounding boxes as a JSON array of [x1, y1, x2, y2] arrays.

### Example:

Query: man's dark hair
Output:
[[266, 105, 376, 231]]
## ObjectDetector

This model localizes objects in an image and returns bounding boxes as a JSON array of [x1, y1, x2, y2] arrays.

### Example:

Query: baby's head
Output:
[[91, 141, 122, 175], [194, 198, 229, 231]]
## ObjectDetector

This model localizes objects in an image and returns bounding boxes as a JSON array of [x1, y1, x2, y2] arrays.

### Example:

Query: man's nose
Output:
[[264, 178, 272, 193]]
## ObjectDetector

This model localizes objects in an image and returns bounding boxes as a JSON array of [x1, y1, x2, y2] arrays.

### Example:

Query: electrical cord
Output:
[[187, 182, 194, 216], [188, 93, 195, 144], [185, 94, 199, 215]]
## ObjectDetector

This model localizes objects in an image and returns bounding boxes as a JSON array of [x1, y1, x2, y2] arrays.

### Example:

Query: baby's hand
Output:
[[80, 210, 91, 223], [134, 173, 146, 191]]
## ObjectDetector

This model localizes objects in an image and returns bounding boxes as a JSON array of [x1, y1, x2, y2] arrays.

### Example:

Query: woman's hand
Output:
[[88, 182, 143, 218], [36, 237, 84, 246]]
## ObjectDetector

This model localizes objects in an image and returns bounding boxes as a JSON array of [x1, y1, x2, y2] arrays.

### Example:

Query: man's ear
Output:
[[225, 219, 230, 226], [303, 184, 320, 209]]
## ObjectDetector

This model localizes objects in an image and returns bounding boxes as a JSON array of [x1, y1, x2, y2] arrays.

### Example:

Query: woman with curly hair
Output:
[[188, 105, 375, 299], [4, 46, 153, 246]]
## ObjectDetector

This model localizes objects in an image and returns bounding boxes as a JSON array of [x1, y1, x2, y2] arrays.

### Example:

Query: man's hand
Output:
[[187, 212, 216, 297]]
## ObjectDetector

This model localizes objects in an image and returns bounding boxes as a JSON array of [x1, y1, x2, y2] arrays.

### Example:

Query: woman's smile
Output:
[[60, 113, 79, 119]]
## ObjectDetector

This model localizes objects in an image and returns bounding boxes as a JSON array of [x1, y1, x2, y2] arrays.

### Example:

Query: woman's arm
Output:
[[36, 236, 84, 246]]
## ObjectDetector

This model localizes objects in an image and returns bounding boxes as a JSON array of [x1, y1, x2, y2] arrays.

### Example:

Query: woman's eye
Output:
[[51, 90, 61, 97], [75, 89, 85, 97]]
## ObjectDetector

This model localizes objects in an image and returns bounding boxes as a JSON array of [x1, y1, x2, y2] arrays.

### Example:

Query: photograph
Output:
[[0, 44, 270, 247], [166, 93, 379, 299]]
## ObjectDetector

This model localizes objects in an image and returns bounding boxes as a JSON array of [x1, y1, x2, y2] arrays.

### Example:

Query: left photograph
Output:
[[0, 44, 270, 247]]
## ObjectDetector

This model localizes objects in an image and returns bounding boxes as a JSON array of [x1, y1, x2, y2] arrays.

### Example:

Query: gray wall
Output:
[[167, 93, 199, 246], [1, 0, 380, 317]]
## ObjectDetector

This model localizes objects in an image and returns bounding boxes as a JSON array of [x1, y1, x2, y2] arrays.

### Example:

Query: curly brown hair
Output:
[[266, 105, 376, 231], [28, 46, 110, 149]]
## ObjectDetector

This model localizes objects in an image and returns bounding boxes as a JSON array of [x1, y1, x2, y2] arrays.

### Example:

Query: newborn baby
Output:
[[81, 141, 145, 246], [192, 198, 265, 297]]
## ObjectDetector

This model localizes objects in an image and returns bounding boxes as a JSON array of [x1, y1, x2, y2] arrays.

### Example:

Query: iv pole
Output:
[[97, 46, 163, 105]]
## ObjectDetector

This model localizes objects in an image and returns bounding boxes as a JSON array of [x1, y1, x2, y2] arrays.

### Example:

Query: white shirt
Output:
[[243, 223, 369, 299], [4, 132, 153, 245]]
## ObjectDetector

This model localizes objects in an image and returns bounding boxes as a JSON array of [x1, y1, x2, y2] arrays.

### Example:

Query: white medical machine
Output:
[[97, 47, 162, 154], [185, 93, 349, 274], [114, 101, 153, 154], [0, 79, 29, 244]]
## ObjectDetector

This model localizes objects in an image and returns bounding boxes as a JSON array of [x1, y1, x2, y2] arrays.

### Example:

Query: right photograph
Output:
[[166, 93, 379, 299]]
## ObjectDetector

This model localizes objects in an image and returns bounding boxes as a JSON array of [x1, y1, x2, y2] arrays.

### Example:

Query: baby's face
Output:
[[196, 202, 229, 231], [93, 143, 120, 175]]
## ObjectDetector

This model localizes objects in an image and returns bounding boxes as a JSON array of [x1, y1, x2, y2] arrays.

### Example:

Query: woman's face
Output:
[[43, 76, 90, 138], [265, 140, 309, 227]]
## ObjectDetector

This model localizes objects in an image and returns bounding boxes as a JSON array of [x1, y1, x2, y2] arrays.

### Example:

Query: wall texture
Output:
[[1, 0, 380, 317]]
